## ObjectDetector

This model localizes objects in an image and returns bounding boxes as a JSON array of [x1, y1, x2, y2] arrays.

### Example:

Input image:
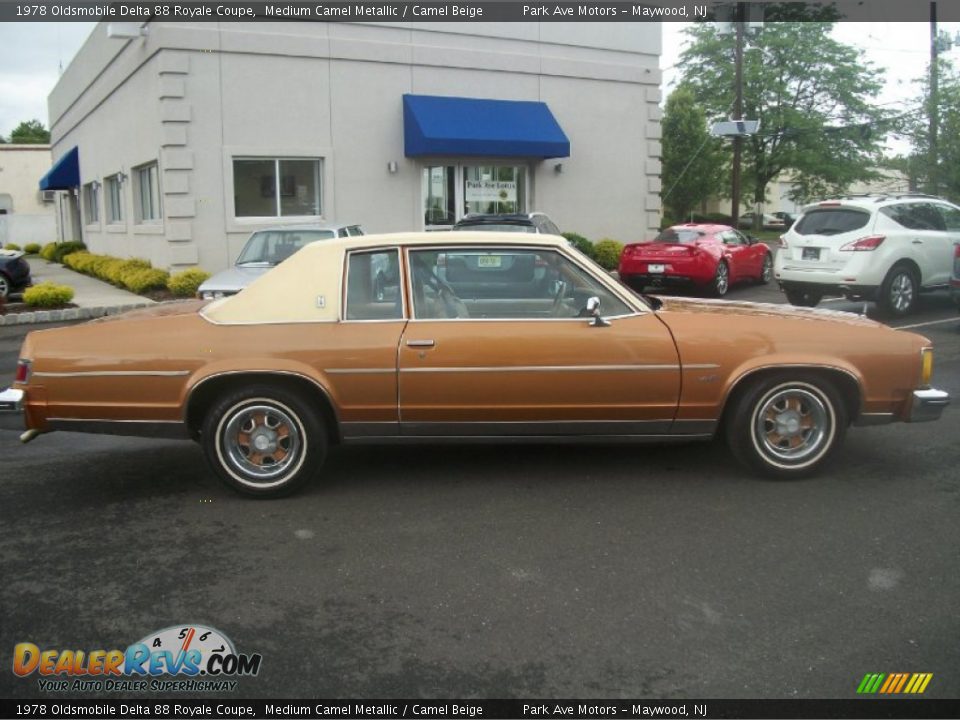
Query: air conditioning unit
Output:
[[41, 190, 56, 203]]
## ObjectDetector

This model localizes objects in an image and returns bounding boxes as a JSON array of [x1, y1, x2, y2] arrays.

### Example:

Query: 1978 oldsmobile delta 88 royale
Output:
[[0, 232, 951, 497]]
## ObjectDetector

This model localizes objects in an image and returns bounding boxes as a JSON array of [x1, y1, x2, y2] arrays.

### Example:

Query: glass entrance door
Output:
[[421, 164, 529, 230]]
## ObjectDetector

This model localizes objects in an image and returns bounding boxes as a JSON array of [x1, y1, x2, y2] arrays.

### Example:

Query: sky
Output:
[[0, 20, 958, 155]]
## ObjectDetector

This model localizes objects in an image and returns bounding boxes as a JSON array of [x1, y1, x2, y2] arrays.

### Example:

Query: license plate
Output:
[[802, 247, 820, 261], [477, 255, 502, 268], [648, 263, 665, 273]]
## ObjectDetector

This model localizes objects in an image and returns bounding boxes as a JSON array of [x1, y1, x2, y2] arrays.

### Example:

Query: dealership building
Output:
[[43, 20, 662, 273]]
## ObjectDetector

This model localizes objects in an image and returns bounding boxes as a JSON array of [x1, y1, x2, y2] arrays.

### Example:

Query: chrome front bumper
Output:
[[0, 388, 25, 431], [909, 388, 950, 423]]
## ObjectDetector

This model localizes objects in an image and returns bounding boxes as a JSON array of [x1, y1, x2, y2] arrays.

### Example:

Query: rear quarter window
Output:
[[794, 208, 871, 236]]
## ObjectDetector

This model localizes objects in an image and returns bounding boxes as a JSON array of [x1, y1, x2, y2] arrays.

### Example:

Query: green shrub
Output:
[[23, 243, 41, 255], [51, 241, 87, 263], [592, 239, 624, 271], [40, 243, 57, 261], [168, 268, 212, 297], [4, 243, 21, 251], [23, 282, 74, 308], [123, 268, 170, 294], [562, 232, 595, 259]]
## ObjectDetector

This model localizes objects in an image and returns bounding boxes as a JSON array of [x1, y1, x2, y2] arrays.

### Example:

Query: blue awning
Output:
[[39, 146, 80, 191], [403, 94, 570, 159]]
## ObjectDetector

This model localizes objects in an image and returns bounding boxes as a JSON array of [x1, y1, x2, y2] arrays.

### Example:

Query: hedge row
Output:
[[40, 241, 87, 263], [63, 251, 211, 298]]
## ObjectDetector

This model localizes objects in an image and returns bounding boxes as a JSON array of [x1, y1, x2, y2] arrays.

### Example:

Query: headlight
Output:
[[200, 291, 224, 300], [921, 347, 934, 386]]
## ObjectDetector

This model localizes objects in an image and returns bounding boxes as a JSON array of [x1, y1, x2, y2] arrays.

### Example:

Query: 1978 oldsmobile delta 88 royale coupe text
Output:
[[0, 232, 951, 497]]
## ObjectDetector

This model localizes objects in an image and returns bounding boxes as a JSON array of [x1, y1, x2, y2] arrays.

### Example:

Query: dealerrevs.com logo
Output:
[[12, 625, 262, 693]]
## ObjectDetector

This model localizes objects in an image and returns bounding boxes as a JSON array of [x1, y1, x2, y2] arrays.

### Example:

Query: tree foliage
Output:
[[678, 20, 892, 220], [9, 119, 50, 144], [661, 86, 725, 222], [903, 55, 960, 203]]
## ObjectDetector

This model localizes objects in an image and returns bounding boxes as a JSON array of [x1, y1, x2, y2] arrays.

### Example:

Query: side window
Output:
[[721, 231, 745, 245], [338, 228, 349, 238], [541, 218, 561, 235], [933, 204, 960, 231], [344, 249, 403, 320], [408, 247, 632, 320], [912, 203, 946, 231]]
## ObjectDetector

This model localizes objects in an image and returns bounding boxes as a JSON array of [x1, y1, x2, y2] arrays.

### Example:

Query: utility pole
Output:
[[929, 1, 939, 196], [731, 2, 744, 227]]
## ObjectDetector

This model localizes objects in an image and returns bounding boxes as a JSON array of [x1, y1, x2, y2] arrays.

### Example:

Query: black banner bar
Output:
[[4, 699, 960, 720], [2, 1, 960, 23]]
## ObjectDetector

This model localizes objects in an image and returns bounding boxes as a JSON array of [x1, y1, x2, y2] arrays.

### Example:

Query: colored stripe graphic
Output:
[[856, 673, 932, 694]]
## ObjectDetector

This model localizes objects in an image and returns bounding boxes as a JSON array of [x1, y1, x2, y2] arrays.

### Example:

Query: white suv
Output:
[[774, 194, 960, 316]]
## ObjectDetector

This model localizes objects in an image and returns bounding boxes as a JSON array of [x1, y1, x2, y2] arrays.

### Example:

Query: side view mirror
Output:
[[747, 235, 758, 244], [586, 296, 611, 327]]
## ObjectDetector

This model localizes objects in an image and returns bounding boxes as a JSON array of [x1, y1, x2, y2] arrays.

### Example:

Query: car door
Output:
[[897, 203, 952, 286], [397, 245, 681, 437], [720, 230, 753, 281], [931, 203, 960, 285]]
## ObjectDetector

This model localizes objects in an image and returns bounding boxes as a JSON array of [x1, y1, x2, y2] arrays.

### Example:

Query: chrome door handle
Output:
[[912, 240, 923, 244], [406, 340, 435, 348]]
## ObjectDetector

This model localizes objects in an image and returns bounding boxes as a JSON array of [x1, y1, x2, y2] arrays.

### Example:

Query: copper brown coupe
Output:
[[0, 232, 950, 497]]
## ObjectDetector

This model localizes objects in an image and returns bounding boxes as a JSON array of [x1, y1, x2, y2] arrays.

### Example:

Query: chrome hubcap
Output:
[[716, 264, 728, 294], [754, 387, 830, 464], [222, 403, 302, 481], [762, 256, 772, 281], [890, 273, 914, 312]]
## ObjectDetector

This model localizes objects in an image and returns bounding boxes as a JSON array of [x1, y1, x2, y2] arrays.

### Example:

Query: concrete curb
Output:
[[0, 303, 151, 327]]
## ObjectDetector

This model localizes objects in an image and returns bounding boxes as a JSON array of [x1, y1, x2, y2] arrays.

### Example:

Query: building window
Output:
[[463, 165, 526, 216], [105, 174, 124, 223], [134, 162, 161, 222], [83, 182, 99, 224], [233, 158, 321, 218]]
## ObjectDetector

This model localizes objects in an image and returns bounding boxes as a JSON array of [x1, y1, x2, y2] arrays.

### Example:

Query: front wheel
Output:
[[784, 288, 822, 307], [201, 385, 327, 497], [726, 373, 847, 479], [0, 274, 9, 299]]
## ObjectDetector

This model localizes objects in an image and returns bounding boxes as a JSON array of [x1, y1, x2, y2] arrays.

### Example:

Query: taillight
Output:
[[779, 235, 789, 249], [840, 235, 885, 252], [14, 359, 31, 384]]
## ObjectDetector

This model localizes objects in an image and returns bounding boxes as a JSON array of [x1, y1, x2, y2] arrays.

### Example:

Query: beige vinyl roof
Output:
[[201, 231, 568, 325]]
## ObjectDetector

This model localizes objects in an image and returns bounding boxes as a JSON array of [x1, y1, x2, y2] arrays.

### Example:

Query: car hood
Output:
[[197, 266, 269, 294], [654, 295, 884, 329]]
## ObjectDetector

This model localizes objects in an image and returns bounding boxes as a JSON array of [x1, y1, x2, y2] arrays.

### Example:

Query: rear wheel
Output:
[[877, 264, 918, 317], [710, 261, 729, 297], [784, 288, 822, 307], [201, 384, 326, 498], [726, 373, 847, 479], [0, 274, 9, 299]]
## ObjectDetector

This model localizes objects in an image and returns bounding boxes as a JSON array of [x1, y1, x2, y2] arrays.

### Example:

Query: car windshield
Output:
[[655, 229, 702, 243], [236, 229, 337, 265], [794, 208, 870, 236], [453, 223, 535, 233]]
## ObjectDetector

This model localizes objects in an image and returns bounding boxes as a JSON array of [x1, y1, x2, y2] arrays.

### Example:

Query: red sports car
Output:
[[618, 223, 773, 297]]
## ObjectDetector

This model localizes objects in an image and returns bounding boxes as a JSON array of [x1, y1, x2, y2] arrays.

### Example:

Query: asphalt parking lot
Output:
[[1, 282, 958, 700]]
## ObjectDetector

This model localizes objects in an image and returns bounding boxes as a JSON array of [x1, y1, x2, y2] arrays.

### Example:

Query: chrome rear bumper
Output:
[[909, 388, 950, 423], [0, 388, 25, 431]]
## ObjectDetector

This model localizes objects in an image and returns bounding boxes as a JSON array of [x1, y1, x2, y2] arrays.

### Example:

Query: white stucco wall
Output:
[[48, 21, 662, 273], [0, 145, 57, 247]]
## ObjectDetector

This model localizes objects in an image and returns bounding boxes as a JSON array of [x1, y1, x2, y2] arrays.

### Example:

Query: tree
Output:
[[903, 56, 960, 203], [9, 119, 50, 144], [660, 85, 725, 223], [678, 19, 892, 225]]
